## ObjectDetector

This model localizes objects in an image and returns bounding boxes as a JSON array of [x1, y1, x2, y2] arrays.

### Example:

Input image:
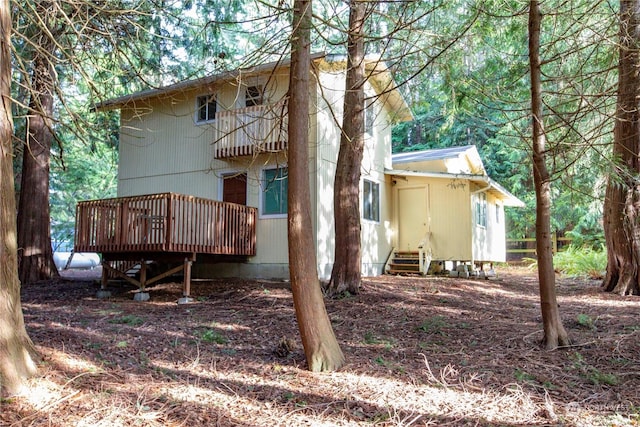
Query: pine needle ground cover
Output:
[[2, 267, 639, 426]]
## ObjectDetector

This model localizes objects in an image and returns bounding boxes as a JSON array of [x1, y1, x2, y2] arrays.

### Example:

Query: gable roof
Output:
[[389, 145, 524, 207], [94, 53, 413, 122]]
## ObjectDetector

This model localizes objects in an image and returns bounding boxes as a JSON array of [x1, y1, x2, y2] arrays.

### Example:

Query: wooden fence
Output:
[[506, 232, 572, 260]]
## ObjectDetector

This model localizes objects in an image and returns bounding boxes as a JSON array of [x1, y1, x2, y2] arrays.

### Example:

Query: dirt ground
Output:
[[2, 266, 639, 426]]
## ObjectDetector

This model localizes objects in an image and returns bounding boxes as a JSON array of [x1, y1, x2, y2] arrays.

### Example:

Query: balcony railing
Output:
[[75, 193, 256, 256], [214, 100, 288, 159]]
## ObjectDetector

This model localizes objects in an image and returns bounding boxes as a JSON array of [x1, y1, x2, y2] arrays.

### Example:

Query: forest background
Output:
[[2, 0, 639, 418], [10, 0, 611, 254]]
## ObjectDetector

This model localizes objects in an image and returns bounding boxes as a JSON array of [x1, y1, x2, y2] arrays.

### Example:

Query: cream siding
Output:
[[472, 191, 507, 262], [117, 73, 294, 278], [118, 92, 217, 198], [112, 59, 404, 279], [117, 70, 290, 198], [393, 176, 472, 261], [313, 69, 394, 278], [361, 90, 394, 275], [313, 68, 341, 278]]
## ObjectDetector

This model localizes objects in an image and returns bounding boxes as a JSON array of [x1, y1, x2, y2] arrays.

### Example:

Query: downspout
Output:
[[471, 181, 491, 195]]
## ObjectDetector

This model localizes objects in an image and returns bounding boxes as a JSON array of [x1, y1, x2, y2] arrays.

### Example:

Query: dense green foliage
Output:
[[392, 1, 616, 245], [11, 1, 248, 247], [9, 1, 618, 249], [553, 245, 607, 279], [49, 111, 119, 249], [526, 245, 607, 279]]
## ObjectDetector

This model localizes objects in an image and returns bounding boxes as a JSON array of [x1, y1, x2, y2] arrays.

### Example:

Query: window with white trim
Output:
[[262, 167, 288, 216], [196, 94, 217, 123], [475, 192, 487, 227], [363, 179, 380, 222]]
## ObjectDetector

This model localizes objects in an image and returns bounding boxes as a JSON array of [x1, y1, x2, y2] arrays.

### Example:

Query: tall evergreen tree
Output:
[[328, 0, 368, 296], [0, 0, 38, 395], [16, 1, 59, 284], [529, 0, 570, 349], [603, 0, 640, 295], [288, 0, 345, 371]]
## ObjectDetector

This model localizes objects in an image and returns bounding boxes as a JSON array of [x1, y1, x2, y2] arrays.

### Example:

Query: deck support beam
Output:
[[100, 252, 197, 303]]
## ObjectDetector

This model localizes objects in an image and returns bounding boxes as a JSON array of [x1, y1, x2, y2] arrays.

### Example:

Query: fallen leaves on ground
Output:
[[2, 267, 639, 426]]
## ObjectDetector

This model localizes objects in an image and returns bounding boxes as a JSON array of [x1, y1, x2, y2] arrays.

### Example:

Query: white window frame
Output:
[[362, 179, 380, 222], [475, 192, 487, 228], [196, 93, 217, 123], [260, 166, 288, 218]]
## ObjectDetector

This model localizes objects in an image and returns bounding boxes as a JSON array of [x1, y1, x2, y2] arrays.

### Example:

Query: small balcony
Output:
[[75, 193, 256, 257], [214, 100, 288, 159]]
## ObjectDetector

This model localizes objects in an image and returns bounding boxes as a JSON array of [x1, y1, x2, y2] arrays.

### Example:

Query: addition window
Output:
[[496, 204, 501, 223], [475, 192, 487, 227], [196, 94, 217, 123], [363, 179, 380, 222], [245, 85, 264, 107], [262, 167, 288, 216]]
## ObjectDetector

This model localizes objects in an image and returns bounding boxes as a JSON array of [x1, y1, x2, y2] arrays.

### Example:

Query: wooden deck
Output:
[[75, 192, 256, 256], [75, 193, 257, 300]]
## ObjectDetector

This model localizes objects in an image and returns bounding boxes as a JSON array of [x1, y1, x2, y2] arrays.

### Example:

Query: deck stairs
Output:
[[386, 251, 422, 275]]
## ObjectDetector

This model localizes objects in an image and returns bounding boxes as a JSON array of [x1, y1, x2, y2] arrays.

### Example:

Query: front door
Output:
[[223, 173, 247, 205], [398, 186, 429, 251]]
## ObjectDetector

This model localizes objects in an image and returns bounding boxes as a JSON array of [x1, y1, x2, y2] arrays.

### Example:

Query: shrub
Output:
[[553, 245, 606, 279]]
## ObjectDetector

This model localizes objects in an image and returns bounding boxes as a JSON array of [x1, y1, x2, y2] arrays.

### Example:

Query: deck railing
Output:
[[75, 193, 256, 256], [214, 100, 288, 159]]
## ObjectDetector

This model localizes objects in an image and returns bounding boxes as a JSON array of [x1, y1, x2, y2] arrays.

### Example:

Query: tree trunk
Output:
[[529, 0, 570, 349], [328, 0, 366, 296], [602, 0, 640, 296], [17, 9, 59, 285], [0, 0, 39, 395], [288, 0, 345, 371]]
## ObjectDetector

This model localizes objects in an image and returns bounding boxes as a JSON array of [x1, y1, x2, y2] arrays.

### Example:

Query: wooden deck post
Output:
[[178, 254, 195, 304], [183, 257, 192, 297], [96, 261, 113, 298], [101, 262, 108, 290], [133, 259, 151, 302], [139, 259, 147, 290]]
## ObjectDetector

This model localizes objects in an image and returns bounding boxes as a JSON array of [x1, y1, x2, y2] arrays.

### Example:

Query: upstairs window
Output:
[[262, 167, 288, 216], [364, 98, 375, 136], [196, 94, 217, 123], [245, 85, 264, 107], [363, 179, 380, 222]]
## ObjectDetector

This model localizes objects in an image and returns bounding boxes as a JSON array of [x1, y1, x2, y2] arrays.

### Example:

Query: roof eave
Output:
[[93, 52, 328, 112], [385, 169, 524, 207]]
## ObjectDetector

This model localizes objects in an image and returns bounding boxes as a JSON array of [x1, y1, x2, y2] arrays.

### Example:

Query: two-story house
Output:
[[75, 53, 521, 299]]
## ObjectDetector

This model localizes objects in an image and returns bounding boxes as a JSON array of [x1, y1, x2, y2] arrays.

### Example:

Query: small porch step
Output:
[[386, 251, 422, 275]]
